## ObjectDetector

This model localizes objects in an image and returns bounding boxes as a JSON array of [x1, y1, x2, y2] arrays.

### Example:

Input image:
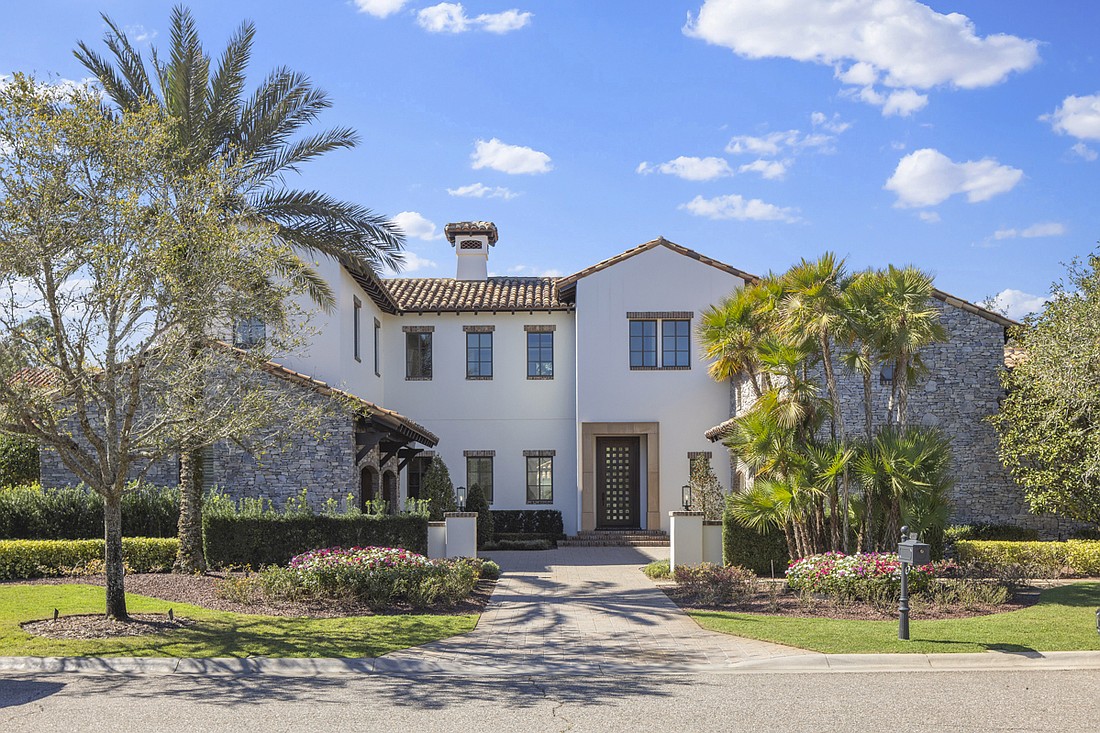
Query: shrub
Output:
[[954, 540, 1069, 578], [643, 559, 671, 579], [0, 434, 38, 488], [946, 524, 1040, 542], [672, 563, 757, 605], [1066, 540, 1100, 576], [722, 511, 789, 576], [0, 537, 178, 579], [0, 482, 178, 540], [203, 514, 428, 568], [465, 483, 494, 549], [422, 457, 456, 521], [489, 510, 564, 539], [786, 552, 936, 601], [478, 560, 501, 580], [481, 538, 552, 551]]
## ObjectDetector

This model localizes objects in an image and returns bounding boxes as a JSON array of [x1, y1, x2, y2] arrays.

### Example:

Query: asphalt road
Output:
[[2, 669, 1098, 732]]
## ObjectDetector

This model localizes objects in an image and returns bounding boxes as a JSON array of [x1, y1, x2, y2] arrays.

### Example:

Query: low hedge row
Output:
[[955, 540, 1100, 577], [0, 537, 178, 580], [722, 511, 790, 576], [0, 483, 179, 539], [203, 514, 428, 568], [490, 510, 564, 538]]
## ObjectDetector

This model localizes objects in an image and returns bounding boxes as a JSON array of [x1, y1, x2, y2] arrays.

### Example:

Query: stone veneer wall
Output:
[[728, 301, 1074, 538]]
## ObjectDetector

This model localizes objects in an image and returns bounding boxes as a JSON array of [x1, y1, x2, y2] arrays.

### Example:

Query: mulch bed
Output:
[[17, 572, 496, 619], [659, 582, 1041, 620], [21, 613, 196, 640]]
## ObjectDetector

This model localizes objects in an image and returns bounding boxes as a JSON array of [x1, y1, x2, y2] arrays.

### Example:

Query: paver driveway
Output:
[[378, 546, 809, 675]]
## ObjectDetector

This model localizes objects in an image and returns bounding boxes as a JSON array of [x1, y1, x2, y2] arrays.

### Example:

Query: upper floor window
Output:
[[405, 331, 433, 380], [629, 320, 657, 368], [465, 328, 493, 379], [527, 331, 554, 379], [234, 317, 265, 348], [662, 320, 691, 368], [374, 319, 382, 376], [353, 297, 362, 362]]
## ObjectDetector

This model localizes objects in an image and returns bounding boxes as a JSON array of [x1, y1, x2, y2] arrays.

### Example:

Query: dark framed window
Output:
[[662, 319, 691, 368], [233, 317, 265, 348], [405, 332, 432, 379], [629, 320, 657, 368], [407, 456, 431, 501], [353, 297, 362, 362], [466, 456, 494, 503], [374, 319, 381, 376], [527, 332, 554, 378], [466, 332, 493, 378], [526, 455, 553, 504]]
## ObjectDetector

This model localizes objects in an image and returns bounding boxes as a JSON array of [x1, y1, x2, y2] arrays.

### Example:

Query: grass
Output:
[[0, 584, 477, 658], [690, 582, 1100, 654]]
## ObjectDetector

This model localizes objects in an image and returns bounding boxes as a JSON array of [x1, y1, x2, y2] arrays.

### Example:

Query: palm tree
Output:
[[781, 253, 851, 551], [698, 287, 769, 399], [876, 265, 947, 429], [76, 7, 405, 572]]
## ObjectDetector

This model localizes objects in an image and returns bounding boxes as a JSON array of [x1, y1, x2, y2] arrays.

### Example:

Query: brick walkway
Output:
[[377, 547, 811, 675]]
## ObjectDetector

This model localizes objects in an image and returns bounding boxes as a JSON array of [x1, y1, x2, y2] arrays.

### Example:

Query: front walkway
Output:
[[378, 546, 809, 675]]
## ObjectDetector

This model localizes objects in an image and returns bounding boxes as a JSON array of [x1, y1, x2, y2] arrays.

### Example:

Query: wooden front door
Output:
[[597, 437, 640, 528]]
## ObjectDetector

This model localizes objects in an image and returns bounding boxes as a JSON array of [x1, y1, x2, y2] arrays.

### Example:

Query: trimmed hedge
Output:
[[0, 483, 179, 539], [945, 523, 1040, 542], [0, 537, 178, 580], [722, 511, 789, 576], [955, 540, 1100, 577], [203, 514, 429, 569], [490, 510, 564, 539]]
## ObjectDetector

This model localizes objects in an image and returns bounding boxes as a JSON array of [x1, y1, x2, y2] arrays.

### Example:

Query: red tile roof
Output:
[[385, 277, 570, 313]]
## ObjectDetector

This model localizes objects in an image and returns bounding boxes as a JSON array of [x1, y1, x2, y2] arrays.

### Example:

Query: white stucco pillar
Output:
[[444, 512, 478, 558], [669, 511, 704, 570], [427, 521, 447, 559], [702, 520, 724, 565]]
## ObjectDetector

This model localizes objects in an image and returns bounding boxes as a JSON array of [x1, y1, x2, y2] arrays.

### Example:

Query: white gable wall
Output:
[[574, 245, 741, 531]]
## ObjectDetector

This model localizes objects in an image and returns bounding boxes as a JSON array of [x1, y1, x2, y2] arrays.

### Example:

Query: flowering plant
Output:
[[786, 552, 939, 599]]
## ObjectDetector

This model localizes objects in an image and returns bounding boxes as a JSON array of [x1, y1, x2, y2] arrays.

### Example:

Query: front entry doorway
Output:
[[596, 436, 640, 528]]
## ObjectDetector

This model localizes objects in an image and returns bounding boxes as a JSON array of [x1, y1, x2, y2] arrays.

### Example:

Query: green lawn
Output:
[[0, 584, 477, 658], [690, 582, 1100, 654]]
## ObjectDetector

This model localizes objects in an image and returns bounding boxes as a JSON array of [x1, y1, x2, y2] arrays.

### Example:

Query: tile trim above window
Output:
[[688, 451, 713, 460], [626, 311, 694, 320], [402, 325, 435, 333], [463, 450, 496, 457], [463, 325, 495, 333], [523, 449, 556, 457], [524, 324, 556, 332]]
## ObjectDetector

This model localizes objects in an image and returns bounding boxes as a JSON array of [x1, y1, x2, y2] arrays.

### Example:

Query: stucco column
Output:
[[444, 512, 478, 558], [669, 511, 704, 569], [702, 520, 724, 565], [427, 521, 447, 559]]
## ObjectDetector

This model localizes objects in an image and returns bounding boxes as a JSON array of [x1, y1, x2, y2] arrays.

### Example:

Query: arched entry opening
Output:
[[360, 465, 379, 512], [382, 470, 398, 514]]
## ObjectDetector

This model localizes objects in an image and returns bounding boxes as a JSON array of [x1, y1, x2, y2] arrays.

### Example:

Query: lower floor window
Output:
[[466, 455, 494, 503], [526, 455, 553, 504]]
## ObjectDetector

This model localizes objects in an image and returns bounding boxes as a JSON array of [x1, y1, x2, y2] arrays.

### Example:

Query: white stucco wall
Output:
[[384, 310, 578, 531], [574, 244, 742, 531]]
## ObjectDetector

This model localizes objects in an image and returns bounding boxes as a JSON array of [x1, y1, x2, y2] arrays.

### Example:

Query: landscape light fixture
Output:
[[681, 484, 691, 511], [456, 486, 467, 512]]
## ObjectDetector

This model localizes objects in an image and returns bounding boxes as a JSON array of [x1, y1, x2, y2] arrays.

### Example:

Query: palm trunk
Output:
[[104, 490, 128, 620], [897, 353, 910, 430], [174, 444, 207, 573], [820, 335, 850, 553]]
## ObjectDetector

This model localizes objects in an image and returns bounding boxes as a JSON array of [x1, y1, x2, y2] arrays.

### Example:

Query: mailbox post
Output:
[[897, 525, 930, 641]]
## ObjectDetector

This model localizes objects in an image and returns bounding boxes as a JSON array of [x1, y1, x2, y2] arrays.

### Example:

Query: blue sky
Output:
[[3, 1, 1098, 319]]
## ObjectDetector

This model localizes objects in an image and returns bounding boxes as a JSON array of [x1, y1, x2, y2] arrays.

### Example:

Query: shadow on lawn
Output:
[[1037, 582, 1100, 607]]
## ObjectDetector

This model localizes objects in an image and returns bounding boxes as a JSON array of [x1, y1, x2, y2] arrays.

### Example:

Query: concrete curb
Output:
[[3, 650, 1100, 677]]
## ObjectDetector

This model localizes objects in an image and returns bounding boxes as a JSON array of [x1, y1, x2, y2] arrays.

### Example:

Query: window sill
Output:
[[405, 376, 433, 381], [629, 365, 690, 371], [526, 499, 554, 505], [466, 375, 493, 381], [527, 375, 554, 380]]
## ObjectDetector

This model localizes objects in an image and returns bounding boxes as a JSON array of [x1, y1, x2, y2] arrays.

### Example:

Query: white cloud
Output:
[[989, 288, 1047, 320], [725, 129, 832, 156], [811, 111, 851, 134], [636, 156, 733, 181], [1072, 142, 1098, 161], [918, 211, 940, 223], [993, 222, 1066, 240], [685, 0, 1038, 116], [447, 182, 518, 199], [884, 148, 1023, 208], [417, 3, 532, 34], [0, 74, 99, 101], [471, 138, 552, 175], [738, 159, 789, 180], [123, 25, 157, 43], [354, 0, 409, 17], [391, 211, 443, 241], [1044, 94, 1100, 141], [680, 193, 797, 222]]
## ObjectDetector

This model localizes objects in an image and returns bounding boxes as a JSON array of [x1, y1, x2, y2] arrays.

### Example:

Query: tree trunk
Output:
[[820, 335, 850, 553], [103, 491, 128, 620], [174, 445, 207, 573], [897, 353, 910, 430]]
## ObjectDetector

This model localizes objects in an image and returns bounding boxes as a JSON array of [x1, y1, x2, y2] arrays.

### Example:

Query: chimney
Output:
[[445, 221, 498, 281]]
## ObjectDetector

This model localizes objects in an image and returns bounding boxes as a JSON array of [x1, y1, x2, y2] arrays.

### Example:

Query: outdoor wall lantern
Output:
[[681, 484, 691, 511], [456, 486, 467, 512], [880, 364, 895, 385]]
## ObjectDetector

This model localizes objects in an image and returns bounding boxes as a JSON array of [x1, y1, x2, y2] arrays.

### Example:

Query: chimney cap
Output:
[[445, 221, 498, 246]]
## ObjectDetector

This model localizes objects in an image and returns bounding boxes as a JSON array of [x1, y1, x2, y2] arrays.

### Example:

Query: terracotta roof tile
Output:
[[9, 367, 61, 389], [1004, 345, 1026, 369], [385, 277, 570, 312], [445, 221, 498, 245]]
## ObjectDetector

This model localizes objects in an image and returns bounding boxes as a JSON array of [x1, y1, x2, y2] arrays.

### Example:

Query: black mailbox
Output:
[[898, 537, 930, 565]]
